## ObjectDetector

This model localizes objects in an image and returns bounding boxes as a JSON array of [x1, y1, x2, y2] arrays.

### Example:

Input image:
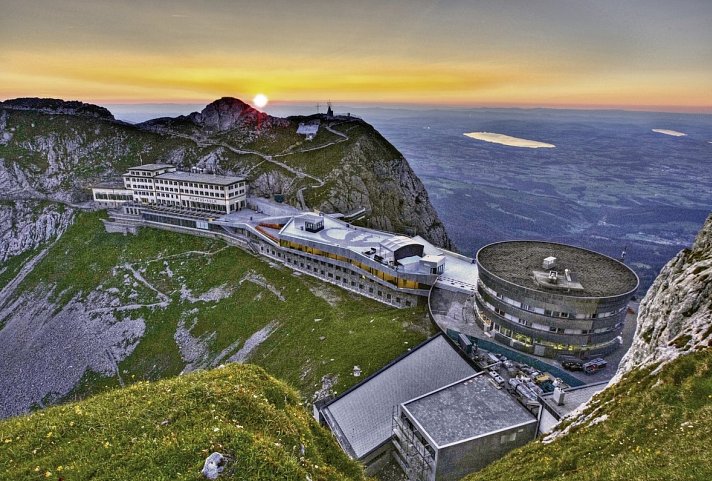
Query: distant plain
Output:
[[111, 104, 712, 293]]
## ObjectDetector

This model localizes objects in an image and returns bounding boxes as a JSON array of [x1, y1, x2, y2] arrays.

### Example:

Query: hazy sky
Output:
[[1, 0, 711, 111]]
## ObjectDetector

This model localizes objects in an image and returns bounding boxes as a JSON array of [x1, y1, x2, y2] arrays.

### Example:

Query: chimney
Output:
[[553, 387, 566, 406], [543, 256, 557, 269]]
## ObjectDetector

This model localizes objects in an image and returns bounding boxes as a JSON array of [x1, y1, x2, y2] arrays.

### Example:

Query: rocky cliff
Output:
[[0, 200, 75, 263], [615, 213, 711, 377], [0, 97, 451, 248]]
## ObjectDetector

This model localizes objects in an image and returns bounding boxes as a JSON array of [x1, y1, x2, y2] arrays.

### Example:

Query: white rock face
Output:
[[0, 287, 145, 417], [614, 213, 711, 379], [0, 200, 75, 262]]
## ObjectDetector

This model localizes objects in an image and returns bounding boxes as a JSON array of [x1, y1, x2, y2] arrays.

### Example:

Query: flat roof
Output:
[[403, 373, 536, 447], [156, 171, 246, 186], [93, 181, 127, 189], [279, 215, 479, 285], [127, 163, 174, 171], [540, 381, 608, 420], [282, 214, 410, 252], [477, 241, 638, 298], [321, 335, 476, 459]]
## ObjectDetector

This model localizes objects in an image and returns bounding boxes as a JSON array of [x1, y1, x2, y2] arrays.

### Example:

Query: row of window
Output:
[[94, 193, 132, 201], [481, 282, 624, 320], [280, 240, 424, 290], [481, 294, 614, 336], [262, 245, 414, 307], [126, 182, 244, 199], [128, 170, 169, 177], [492, 322, 619, 352], [126, 176, 245, 192]]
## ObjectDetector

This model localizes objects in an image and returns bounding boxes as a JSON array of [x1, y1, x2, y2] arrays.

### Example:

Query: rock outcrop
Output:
[[0, 97, 452, 248], [0, 200, 75, 262], [192, 97, 271, 131], [615, 213, 712, 378], [314, 123, 451, 248], [545, 213, 711, 442], [0, 98, 114, 120]]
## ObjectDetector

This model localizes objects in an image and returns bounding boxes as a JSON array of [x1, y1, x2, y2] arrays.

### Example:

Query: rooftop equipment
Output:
[[301, 214, 324, 233], [553, 387, 566, 406], [543, 256, 557, 269], [458, 333, 473, 355]]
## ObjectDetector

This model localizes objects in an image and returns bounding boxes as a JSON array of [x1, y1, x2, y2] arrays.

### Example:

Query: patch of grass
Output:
[[12, 211, 430, 405], [462, 350, 712, 481], [670, 334, 692, 349], [0, 247, 41, 291], [0, 363, 368, 481]]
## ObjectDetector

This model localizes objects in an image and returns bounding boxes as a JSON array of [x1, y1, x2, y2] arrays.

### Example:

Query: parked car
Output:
[[583, 358, 607, 374], [558, 355, 584, 371], [488, 370, 506, 388]]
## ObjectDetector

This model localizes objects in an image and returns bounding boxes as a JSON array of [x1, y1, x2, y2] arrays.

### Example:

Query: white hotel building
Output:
[[92, 164, 247, 214]]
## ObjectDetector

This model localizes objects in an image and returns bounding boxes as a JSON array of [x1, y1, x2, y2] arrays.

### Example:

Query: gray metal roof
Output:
[[380, 235, 424, 252], [156, 170, 246, 186], [321, 335, 476, 459], [128, 163, 174, 171], [403, 373, 536, 447]]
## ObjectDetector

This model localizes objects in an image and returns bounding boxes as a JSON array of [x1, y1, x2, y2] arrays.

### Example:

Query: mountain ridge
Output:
[[0, 96, 451, 250]]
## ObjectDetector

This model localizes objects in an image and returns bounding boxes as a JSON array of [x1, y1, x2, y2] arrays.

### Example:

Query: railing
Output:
[[391, 414, 434, 481]]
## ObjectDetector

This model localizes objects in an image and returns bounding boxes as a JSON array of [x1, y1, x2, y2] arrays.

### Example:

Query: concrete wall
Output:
[[434, 421, 538, 481], [476, 266, 632, 358]]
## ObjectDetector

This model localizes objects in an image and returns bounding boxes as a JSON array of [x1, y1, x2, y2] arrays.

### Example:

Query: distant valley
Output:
[[359, 107, 712, 293], [111, 104, 712, 294]]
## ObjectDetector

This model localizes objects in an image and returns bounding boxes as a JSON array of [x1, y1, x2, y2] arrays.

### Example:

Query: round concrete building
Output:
[[474, 241, 638, 359]]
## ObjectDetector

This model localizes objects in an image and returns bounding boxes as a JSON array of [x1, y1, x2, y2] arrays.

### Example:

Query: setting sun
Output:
[[253, 93, 268, 109]]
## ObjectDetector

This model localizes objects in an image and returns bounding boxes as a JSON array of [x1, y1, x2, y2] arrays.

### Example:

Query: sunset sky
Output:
[[1, 0, 711, 112]]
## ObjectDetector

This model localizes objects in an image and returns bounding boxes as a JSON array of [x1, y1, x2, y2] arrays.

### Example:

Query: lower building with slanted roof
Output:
[[393, 372, 538, 481], [316, 334, 541, 479], [315, 334, 477, 471]]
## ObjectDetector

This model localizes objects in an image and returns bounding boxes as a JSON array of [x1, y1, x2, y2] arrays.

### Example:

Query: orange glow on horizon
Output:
[[1, 49, 709, 114], [2, 0, 711, 115]]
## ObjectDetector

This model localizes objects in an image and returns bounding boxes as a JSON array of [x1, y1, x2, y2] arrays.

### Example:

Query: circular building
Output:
[[474, 241, 638, 359]]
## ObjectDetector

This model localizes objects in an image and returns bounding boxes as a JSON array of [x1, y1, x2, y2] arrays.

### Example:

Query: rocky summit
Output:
[[190, 97, 277, 131], [0, 97, 451, 249]]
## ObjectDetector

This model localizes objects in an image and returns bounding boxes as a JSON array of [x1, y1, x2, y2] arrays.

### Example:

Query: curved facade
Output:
[[475, 241, 638, 358]]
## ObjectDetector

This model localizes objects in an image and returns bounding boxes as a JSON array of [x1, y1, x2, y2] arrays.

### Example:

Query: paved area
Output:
[[429, 287, 639, 384]]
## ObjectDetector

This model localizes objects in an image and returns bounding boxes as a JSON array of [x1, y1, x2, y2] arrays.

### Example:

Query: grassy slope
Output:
[[462, 349, 712, 481], [0, 363, 367, 481], [0, 246, 41, 290], [15, 211, 431, 403], [0, 109, 265, 192]]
